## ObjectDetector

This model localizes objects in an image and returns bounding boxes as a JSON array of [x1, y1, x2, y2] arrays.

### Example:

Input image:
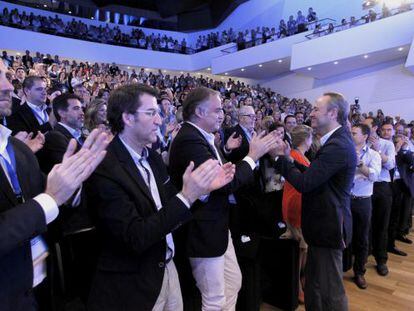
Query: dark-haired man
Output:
[[272, 92, 357, 311], [349, 124, 381, 289], [38, 93, 85, 173], [363, 118, 396, 276], [6, 76, 52, 135], [86, 84, 234, 311]]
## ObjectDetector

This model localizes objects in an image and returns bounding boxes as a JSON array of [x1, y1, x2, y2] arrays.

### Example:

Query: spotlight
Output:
[[241, 68, 245, 72], [334, 61, 339, 65], [225, 72, 228, 75], [307, 67, 312, 71], [398, 47, 404, 51], [364, 54, 369, 59], [258, 64, 263, 67], [207, 68, 211, 71], [278, 59, 283, 63]]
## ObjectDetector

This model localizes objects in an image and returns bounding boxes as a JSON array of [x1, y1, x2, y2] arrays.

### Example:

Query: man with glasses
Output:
[[86, 84, 235, 311]]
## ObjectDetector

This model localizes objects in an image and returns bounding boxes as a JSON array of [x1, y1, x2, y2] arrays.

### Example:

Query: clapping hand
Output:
[[14, 131, 45, 153], [225, 132, 242, 151], [247, 131, 279, 162], [45, 129, 109, 205], [181, 159, 235, 205]]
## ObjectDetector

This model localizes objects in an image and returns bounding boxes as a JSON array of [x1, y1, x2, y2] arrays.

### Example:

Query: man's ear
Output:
[[122, 112, 134, 127], [194, 106, 206, 119]]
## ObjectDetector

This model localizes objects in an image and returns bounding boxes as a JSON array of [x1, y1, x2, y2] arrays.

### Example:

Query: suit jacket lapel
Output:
[[147, 155, 167, 206], [55, 123, 82, 152], [12, 139, 32, 201], [184, 123, 220, 162], [0, 165, 18, 207], [21, 103, 41, 129], [111, 137, 157, 211]]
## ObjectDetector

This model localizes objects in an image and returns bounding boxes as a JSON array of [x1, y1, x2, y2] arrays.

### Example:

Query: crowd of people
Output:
[[1, 46, 414, 311], [0, 5, 320, 55], [310, 1, 413, 38]]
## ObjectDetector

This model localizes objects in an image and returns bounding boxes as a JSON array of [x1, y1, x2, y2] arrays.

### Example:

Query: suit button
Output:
[[158, 262, 165, 268]]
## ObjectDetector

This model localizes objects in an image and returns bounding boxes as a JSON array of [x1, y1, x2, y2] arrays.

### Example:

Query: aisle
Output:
[[262, 231, 414, 311]]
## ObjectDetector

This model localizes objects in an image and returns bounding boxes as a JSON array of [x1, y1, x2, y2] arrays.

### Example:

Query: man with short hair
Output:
[[295, 112, 305, 125], [38, 93, 85, 173], [0, 60, 108, 311], [6, 76, 52, 135], [349, 124, 381, 289], [284, 114, 297, 145], [169, 86, 276, 311], [272, 92, 357, 311], [86, 84, 234, 311], [363, 118, 396, 276]]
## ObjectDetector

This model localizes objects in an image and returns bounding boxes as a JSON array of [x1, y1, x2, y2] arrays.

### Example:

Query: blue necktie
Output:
[[0, 142, 22, 197]]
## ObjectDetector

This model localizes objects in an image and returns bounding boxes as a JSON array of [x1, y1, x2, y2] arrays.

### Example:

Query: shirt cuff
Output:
[[176, 193, 191, 209], [243, 156, 256, 170], [33, 193, 59, 224]]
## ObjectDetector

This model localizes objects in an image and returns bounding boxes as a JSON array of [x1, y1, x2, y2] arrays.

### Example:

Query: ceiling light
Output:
[[259, 64, 263, 67], [43, 4, 47, 7], [364, 54, 369, 59], [68, 10, 72, 14], [307, 67, 312, 71], [278, 59, 283, 63], [241, 68, 245, 72], [91, 17, 94, 20], [398, 47, 404, 51], [334, 61, 339, 65], [225, 72, 228, 75], [207, 67, 211, 71], [127, 66, 130, 69]]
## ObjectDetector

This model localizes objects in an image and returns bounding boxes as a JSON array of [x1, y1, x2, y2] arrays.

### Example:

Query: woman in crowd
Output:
[[84, 98, 110, 134], [281, 124, 313, 304]]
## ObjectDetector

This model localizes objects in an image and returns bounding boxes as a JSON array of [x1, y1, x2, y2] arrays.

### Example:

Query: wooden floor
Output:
[[262, 231, 414, 311]]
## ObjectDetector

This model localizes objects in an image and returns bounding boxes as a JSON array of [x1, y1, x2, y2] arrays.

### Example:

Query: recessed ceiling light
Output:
[[307, 67, 312, 71], [241, 68, 245, 72], [364, 54, 369, 59], [259, 64, 263, 67], [225, 72, 228, 75], [334, 61, 339, 65], [127, 66, 130, 69], [43, 4, 47, 7], [91, 17, 94, 20], [278, 59, 283, 63], [68, 10, 72, 14], [398, 47, 404, 51], [207, 67, 211, 71]]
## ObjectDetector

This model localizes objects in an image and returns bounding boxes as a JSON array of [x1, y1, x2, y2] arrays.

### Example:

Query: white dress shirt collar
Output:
[[58, 122, 82, 140], [186, 121, 215, 146], [320, 126, 342, 146], [0, 124, 12, 156]]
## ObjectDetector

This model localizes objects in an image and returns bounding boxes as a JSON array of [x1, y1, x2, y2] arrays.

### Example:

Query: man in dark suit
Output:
[[388, 134, 414, 255], [6, 76, 52, 135], [0, 60, 109, 311], [38, 93, 85, 174], [85, 84, 233, 311], [272, 92, 356, 311], [169, 87, 277, 311], [223, 105, 265, 311]]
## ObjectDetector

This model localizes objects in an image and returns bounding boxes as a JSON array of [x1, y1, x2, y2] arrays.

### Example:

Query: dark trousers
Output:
[[388, 180, 410, 247], [33, 279, 51, 311], [351, 197, 372, 275], [305, 246, 348, 311], [236, 252, 262, 311], [371, 181, 393, 264]]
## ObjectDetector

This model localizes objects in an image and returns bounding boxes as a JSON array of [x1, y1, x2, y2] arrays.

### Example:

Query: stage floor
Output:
[[262, 230, 414, 311]]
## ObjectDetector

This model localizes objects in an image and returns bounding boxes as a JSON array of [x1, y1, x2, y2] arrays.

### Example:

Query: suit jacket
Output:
[[224, 124, 250, 164], [276, 126, 357, 249], [0, 137, 47, 311], [85, 136, 192, 311], [38, 123, 81, 174], [6, 103, 52, 135], [396, 149, 414, 197], [169, 122, 254, 258]]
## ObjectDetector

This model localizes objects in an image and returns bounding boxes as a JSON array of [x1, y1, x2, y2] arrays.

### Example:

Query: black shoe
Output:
[[376, 263, 389, 276], [396, 235, 413, 244], [388, 246, 407, 256], [353, 275, 367, 289]]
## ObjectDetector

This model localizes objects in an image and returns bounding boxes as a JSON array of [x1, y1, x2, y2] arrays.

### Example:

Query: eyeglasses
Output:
[[135, 108, 161, 117]]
